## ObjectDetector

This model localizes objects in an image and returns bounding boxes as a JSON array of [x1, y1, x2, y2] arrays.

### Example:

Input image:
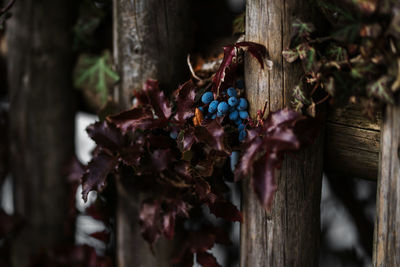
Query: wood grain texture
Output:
[[373, 101, 400, 267], [6, 0, 76, 266], [242, 0, 324, 266], [113, 1, 191, 266], [113, 0, 190, 109], [324, 103, 381, 180]]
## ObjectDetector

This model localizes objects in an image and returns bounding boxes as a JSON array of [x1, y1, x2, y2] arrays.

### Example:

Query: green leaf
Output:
[[74, 50, 120, 105]]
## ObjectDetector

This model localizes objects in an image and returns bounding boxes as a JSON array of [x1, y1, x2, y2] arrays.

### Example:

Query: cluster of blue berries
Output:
[[200, 81, 249, 142]]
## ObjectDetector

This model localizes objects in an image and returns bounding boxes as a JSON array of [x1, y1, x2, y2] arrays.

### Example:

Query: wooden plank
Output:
[[113, 1, 191, 266], [373, 102, 400, 266], [325, 104, 381, 180], [241, 0, 324, 266], [325, 121, 380, 180], [6, 1, 76, 266]]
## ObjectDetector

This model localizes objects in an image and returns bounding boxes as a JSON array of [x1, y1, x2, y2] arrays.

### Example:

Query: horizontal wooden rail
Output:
[[325, 103, 382, 180]]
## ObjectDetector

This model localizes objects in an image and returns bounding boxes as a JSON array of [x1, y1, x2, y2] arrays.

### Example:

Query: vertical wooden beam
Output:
[[373, 101, 400, 266], [241, 0, 324, 266], [113, 1, 191, 266], [6, 0, 76, 266]]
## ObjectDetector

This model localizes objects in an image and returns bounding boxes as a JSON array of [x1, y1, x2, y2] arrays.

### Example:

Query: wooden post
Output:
[[113, 1, 191, 266], [6, 0, 76, 266], [373, 101, 400, 266], [241, 1, 324, 266]]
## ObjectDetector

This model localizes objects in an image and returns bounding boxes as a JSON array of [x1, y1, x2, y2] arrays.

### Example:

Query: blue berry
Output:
[[239, 110, 249, 119], [234, 118, 242, 125], [217, 111, 224, 117], [230, 151, 240, 171], [228, 96, 238, 107], [227, 87, 237, 97], [170, 131, 178, 139], [198, 106, 204, 113], [236, 80, 244, 89], [211, 113, 217, 119], [239, 130, 247, 142], [238, 98, 248, 110], [229, 110, 239, 121], [201, 92, 214, 104], [208, 100, 219, 113], [238, 124, 245, 131], [217, 102, 229, 114]]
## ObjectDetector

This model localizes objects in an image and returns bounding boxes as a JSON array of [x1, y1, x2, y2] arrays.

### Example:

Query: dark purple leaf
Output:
[[212, 45, 237, 94], [143, 79, 172, 119], [197, 252, 221, 267], [81, 151, 117, 202], [235, 137, 263, 181], [86, 121, 125, 151], [194, 120, 229, 154], [179, 128, 196, 152], [151, 149, 175, 172], [140, 199, 189, 244], [65, 156, 85, 183], [139, 200, 161, 244], [208, 199, 242, 222], [236, 41, 267, 69], [252, 154, 278, 211], [107, 107, 168, 133], [174, 80, 197, 123]]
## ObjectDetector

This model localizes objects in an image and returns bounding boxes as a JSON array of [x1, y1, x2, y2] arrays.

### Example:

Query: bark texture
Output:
[[373, 101, 400, 267], [113, 0, 190, 109], [241, 0, 324, 266], [113, 1, 191, 266], [6, 0, 75, 266]]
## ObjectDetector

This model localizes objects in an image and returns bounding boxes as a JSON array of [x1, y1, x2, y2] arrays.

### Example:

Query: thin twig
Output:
[[187, 54, 202, 81]]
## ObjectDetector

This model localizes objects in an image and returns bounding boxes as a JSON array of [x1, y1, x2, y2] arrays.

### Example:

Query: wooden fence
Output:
[[112, 0, 397, 266], [6, 0, 397, 266]]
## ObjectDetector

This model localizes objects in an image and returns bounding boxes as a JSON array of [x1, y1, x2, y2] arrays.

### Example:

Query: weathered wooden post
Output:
[[113, 1, 191, 266], [373, 100, 400, 266], [6, 0, 76, 266], [241, 1, 324, 266]]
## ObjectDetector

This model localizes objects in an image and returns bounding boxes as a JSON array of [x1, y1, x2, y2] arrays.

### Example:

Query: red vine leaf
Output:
[[207, 199, 242, 222], [139, 199, 189, 245], [236, 41, 267, 69], [197, 251, 221, 267], [150, 149, 176, 172], [252, 154, 279, 211], [107, 107, 167, 133], [236, 109, 317, 211], [212, 45, 237, 94], [143, 79, 172, 119], [81, 151, 117, 202], [194, 119, 229, 154], [86, 121, 125, 151], [212, 42, 268, 94], [173, 80, 197, 123]]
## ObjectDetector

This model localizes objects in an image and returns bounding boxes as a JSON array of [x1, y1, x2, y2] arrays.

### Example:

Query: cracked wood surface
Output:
[[373, 100, 400, 267], [242, 0, 324, 266], [113, 1, 191, 266]]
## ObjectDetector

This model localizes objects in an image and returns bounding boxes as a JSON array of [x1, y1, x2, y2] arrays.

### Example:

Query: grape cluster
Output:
[[198, 80, 249, 142]]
